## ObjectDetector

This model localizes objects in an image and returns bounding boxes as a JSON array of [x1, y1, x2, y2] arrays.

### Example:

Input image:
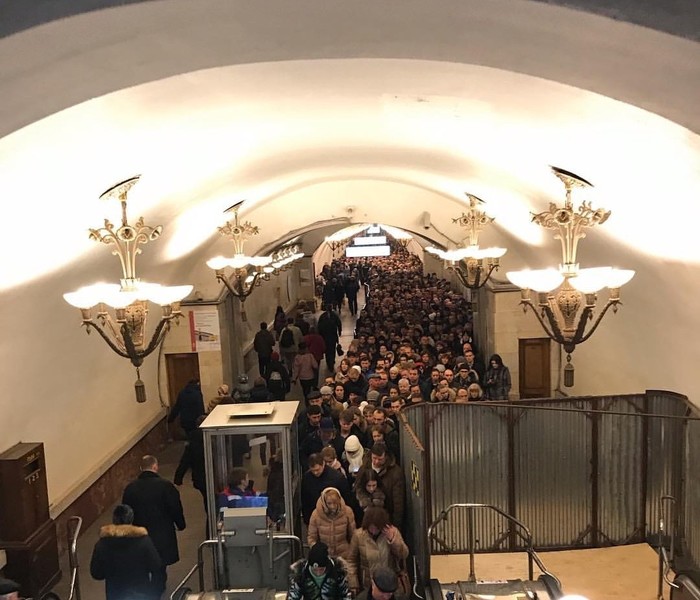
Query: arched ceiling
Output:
[[4, 0, 700, 507], [0, 0, 699, 306]]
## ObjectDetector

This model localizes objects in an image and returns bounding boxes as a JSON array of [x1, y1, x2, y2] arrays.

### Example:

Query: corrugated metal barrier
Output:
[[685, 418, 700, 569], [399, 390, 700, 582], [397, 408, 429, 587]]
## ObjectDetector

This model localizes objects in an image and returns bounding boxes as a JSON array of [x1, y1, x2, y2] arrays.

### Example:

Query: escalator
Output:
[[424, 503, 565, 600]]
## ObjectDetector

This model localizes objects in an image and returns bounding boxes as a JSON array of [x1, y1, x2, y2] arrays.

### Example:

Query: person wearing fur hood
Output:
[[307, 487, 356, 559], [90, 504, 162, 600]]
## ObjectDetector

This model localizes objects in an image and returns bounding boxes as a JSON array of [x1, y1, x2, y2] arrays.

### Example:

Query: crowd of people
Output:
[[286, 247, 512, 599], [91, 245, 513, 600]]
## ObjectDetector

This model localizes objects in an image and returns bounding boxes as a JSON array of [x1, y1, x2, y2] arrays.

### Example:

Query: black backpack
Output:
[[279, 328, 294, 348], [268, 370, 285, 394]]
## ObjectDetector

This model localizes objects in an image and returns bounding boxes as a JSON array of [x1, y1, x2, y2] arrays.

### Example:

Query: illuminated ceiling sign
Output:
[[346, 245, 391, 257], [354, 235, 387, 245]]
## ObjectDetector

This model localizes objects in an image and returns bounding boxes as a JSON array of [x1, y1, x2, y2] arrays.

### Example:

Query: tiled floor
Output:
[[50, 291, 671, 599]]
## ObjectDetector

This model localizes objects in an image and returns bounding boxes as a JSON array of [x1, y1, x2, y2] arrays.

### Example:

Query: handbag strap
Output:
[[394, 555, 407, 573]]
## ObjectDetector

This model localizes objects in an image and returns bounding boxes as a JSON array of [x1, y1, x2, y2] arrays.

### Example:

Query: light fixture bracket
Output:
[[64, 176, 191, 401], [427, 193, 506, 290], [506, 166, 634, 386]]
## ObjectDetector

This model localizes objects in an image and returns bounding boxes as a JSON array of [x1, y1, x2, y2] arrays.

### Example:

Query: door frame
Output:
[[518, 337, 552, 399]]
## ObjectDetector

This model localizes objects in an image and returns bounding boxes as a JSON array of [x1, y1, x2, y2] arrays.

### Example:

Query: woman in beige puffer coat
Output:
[[307, 487, 356, 559]]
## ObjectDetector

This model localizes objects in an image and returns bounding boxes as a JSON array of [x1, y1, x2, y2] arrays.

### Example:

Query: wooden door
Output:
[[518, 338, 551, 398], [165, 353, 200, 439]]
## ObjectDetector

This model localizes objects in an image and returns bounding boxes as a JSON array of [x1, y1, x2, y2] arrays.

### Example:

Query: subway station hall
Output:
[[1, 2, 700, 600]]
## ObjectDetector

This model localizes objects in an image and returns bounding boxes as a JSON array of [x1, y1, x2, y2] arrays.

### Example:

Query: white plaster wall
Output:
[[0, 268, 165, 516], [313, 243, 343, 276], [490, 263, 700, 405], [492, 291, 558, 397]]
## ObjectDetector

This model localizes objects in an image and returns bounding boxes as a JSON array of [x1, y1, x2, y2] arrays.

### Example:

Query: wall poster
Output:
[[188, 307, 221, 351]]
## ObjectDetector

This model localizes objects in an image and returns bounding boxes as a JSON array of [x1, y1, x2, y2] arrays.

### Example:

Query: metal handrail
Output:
[[411, 554, 425, 600], [427, 503, 560, 587], [169, 525, 302, 598], [256, 528, 302, 572], [66, 516, 82, 600], [169, 539, 220, 600], [658, 495, 680, 600]]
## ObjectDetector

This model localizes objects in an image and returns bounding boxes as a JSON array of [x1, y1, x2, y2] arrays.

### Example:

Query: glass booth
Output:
[[200, 400, 301, 590]]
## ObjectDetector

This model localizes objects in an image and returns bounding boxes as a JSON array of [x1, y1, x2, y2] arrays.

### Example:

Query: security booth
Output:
[[200, 400, 302, 591]]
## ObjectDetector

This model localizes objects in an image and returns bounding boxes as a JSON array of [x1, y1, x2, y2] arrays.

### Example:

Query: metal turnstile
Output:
[[171, 401, 302, 599]]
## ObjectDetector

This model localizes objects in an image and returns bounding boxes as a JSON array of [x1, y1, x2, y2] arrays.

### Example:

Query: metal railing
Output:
[[170, 527, 303, 598], [169, 539, 220, 600], [658, 495, 679, 600], [427, 503, 560, 586], [66, 516, 82, 600]]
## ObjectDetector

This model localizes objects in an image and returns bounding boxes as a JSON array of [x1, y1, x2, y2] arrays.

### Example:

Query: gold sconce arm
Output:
[[214, 269, 262, 321], [448, 259, 500, 290]]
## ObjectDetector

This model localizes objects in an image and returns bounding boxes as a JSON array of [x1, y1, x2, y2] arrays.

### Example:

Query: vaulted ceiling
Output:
[[1, 0, 699, 399]]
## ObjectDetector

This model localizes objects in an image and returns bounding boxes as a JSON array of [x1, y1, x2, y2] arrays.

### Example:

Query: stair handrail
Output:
[[169, 539, 220, 600], [427, 503, 560, 587], [658, 495, 680, 600], [66, 516, 82, 600]]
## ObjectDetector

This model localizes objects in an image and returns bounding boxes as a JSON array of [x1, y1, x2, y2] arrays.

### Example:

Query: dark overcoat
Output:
[[122, 471, 186, 565], [90, 523, 161, 600]]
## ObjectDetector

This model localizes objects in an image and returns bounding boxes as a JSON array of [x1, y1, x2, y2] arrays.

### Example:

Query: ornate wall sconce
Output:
[[506, 167, 634, 386], [63, 176, 192, 402]]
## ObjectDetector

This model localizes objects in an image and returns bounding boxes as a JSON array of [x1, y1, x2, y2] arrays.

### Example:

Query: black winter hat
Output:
[[0, 577, 20, 594], [307, 542, 330, 569]]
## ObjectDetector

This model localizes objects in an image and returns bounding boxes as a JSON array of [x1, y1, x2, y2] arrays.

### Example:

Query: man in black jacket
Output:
[[344, 365, 368, 398], [168, 379, 204, 435], [317, 305, 343, 372], [300, 453, 352, 524], [0, 577, 20, 600], [168, 379, 205, 493], [345, 275, 361, 316], [253, 321, 276, 378], [267, 351, 291, 400], [122, 455, 186, 595]]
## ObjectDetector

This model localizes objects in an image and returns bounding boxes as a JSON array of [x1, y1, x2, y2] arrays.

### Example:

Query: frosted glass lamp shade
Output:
[[228, 255, 249, 269], [481, 246, 507, 259], [207, 256, 229, 270], [249, 255, 273, 267], [102, 288, 140, 309], [144, 285, 193, 306], [570, 267, 613, 293], [441, 249, 472, 261], [606, 269, 635, 288], [507, 268, 564, 292], [64, 283, 121, 309]]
